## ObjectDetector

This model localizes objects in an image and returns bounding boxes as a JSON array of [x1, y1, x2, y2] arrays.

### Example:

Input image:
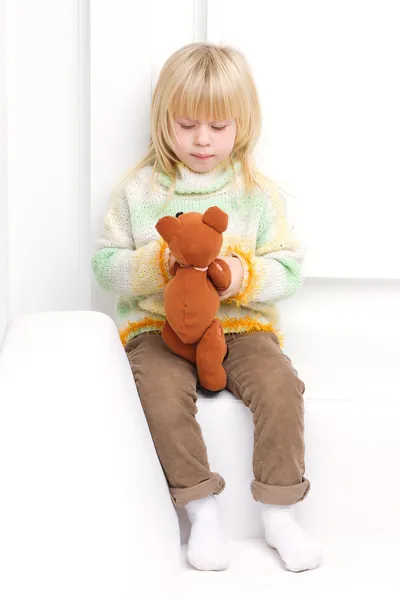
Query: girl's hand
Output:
[[169, 252, 177, 271], [217, 256, 244, 301], [168, 251, 180, 276]]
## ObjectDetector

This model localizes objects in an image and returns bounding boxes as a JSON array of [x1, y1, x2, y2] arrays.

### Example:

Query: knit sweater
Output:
[[91, 161, 305, 349]]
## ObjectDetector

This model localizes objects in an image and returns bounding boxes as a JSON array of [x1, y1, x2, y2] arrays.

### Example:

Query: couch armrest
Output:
[[0, 310, 180, 599]]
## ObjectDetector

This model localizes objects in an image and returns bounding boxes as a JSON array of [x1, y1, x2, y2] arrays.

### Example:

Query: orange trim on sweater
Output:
[[158, 240, 170, 285], [221, 317, 284, 347], [119, 317, 165, 346], [120, 316, 284, 348]]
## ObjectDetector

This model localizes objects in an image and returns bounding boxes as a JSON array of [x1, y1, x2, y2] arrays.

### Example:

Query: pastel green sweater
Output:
[[91, 161, 305, 348]]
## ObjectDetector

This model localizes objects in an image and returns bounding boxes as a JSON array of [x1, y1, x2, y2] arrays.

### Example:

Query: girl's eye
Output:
[[179, 124, 227, 130]]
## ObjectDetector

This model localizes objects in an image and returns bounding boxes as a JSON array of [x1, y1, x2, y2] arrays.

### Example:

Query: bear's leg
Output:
[[162, 320, 197, 364], [196, 319, 227, 392]]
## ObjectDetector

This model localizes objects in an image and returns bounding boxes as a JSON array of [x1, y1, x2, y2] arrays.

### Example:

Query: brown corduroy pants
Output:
[[125, 330, 310, 509]]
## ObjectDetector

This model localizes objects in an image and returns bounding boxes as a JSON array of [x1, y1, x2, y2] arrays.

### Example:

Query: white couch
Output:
[[0, 311, 399, 599]]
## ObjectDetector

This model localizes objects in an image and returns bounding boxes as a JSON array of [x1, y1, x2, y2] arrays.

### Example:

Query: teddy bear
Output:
[[155, 206, 232, 392]]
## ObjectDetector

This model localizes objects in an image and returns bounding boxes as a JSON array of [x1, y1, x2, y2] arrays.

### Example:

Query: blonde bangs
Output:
[[169, 60, 239, 123]]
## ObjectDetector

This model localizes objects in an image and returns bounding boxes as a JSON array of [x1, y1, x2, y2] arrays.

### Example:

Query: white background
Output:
[[1, 0, 399, 401]]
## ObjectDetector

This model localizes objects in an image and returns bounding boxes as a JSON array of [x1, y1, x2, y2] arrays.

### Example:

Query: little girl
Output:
[[92, 43, 323, 573]]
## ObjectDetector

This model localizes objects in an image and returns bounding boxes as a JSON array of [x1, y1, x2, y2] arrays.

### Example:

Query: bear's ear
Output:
[[155, 216, 181, 243], [202, 206, 228, 233]]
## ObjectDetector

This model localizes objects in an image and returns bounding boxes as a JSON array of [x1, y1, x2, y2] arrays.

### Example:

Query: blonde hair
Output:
[[113, 43, 286, 203]]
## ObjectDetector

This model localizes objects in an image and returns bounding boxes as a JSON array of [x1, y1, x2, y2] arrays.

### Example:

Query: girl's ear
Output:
[[202, 206, 228, 233], [156, 216, 181, 243]]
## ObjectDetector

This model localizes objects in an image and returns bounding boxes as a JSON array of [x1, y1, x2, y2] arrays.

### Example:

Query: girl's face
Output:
[[171, 116, 237, 172]]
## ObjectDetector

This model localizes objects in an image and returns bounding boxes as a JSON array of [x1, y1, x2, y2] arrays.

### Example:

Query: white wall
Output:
[[0, 0, 90, 351], [0, 0, 8, 348], [1, 0, 399, 401]]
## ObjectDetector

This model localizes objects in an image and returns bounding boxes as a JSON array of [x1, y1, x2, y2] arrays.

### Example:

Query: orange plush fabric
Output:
[[156, 207, 231, 391]]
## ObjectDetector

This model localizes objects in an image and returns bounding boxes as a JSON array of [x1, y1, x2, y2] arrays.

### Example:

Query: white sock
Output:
[[185, 495, 230, 571], [261, 504, 324, 572]]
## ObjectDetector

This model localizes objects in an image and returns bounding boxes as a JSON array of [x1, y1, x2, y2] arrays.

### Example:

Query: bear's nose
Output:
[[175, 212, 184, 218]]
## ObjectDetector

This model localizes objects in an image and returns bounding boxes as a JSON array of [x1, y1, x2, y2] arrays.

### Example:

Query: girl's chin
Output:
[[187, 157, 221, 172]]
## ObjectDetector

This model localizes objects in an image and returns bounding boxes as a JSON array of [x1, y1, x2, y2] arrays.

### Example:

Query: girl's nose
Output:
[[194, 125, 211, 146]]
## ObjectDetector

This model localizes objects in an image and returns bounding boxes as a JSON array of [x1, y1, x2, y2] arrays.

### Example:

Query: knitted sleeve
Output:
[[91, 190, 170, 296], [229, 188, 306, 306]]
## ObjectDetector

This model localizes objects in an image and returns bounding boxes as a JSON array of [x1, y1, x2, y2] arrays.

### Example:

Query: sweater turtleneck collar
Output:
[[156, 160, 241, 195]]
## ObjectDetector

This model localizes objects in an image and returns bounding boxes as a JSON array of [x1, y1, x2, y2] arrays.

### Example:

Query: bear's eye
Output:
[[175, 212, 184, 218]]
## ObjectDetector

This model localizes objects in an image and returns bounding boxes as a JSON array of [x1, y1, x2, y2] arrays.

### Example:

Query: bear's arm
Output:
[[207, 258, 232, 291]]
